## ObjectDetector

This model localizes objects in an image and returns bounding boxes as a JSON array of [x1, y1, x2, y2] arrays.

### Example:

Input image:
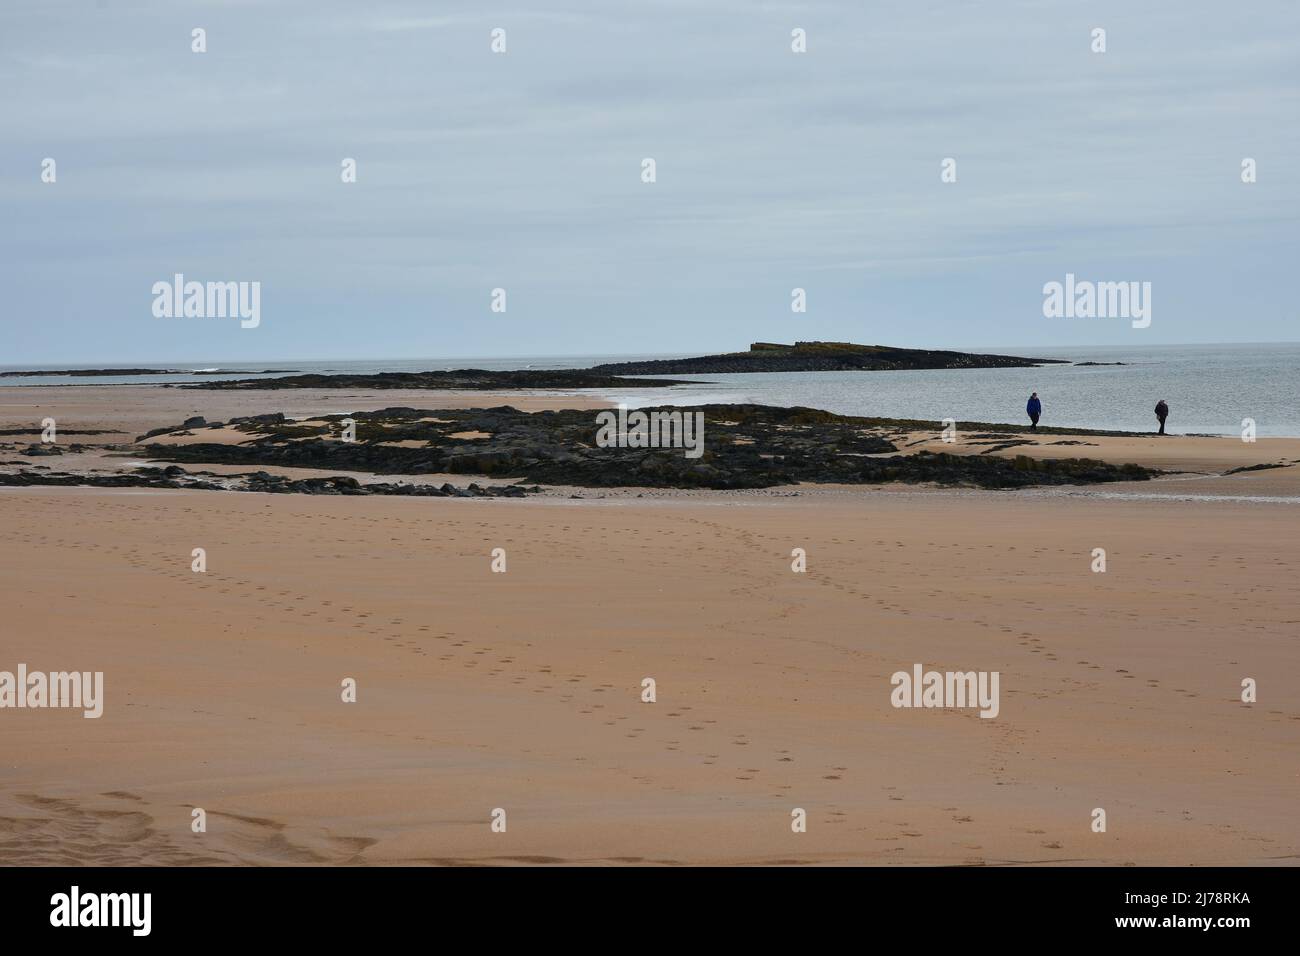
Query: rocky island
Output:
[[591, 341, 1068, 375]]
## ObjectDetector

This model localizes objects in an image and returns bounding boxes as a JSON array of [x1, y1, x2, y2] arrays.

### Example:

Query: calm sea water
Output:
[[3, 344, 1297, 437]]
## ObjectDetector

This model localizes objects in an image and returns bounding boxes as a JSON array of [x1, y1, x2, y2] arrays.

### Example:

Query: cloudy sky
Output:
[[2, 0, 1297, 363]]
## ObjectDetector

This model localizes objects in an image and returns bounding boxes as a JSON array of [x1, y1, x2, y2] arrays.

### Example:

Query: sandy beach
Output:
[[1, 385, 1297, 866]]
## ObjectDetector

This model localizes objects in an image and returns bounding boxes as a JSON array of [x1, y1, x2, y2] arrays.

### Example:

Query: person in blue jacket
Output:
[[1026, 392, 1042, 429]]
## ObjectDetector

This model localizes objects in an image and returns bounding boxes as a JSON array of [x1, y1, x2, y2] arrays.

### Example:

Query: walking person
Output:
[[1026, 392, 1042, 430], [1155, 399, 1169, 435]]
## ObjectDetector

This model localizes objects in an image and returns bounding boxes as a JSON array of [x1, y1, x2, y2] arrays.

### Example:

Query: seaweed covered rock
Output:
[[135, 404, 1158, 491]]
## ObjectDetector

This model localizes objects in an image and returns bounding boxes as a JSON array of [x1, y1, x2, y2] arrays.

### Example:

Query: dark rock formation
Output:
[[184, 370, 692, 391], [1223, 461, 1293, 475], [135, 404, 1155, 491], [591, 341, 1067, 375], [0, 467, 534, 498]]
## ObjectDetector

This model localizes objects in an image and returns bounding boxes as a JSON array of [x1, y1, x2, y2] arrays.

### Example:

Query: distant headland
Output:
[[183, 370, 692, 390]]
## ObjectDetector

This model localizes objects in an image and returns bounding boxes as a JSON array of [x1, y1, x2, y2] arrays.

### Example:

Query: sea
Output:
[[2, 343, 1297, 438]]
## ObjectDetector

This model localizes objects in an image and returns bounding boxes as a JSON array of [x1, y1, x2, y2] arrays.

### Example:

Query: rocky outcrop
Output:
[[134, 404, 1155, 491]]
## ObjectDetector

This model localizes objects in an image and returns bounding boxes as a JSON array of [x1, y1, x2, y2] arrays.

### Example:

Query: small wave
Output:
[[1046, 489, 1300, 504]]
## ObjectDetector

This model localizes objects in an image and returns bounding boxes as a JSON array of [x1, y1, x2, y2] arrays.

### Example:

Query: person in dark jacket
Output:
[[1026, 392, 1042, 429], [1155, 399, 1169, 435]]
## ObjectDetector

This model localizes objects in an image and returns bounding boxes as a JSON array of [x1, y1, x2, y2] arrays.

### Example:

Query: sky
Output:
[[2, 0, 1298, 364]]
